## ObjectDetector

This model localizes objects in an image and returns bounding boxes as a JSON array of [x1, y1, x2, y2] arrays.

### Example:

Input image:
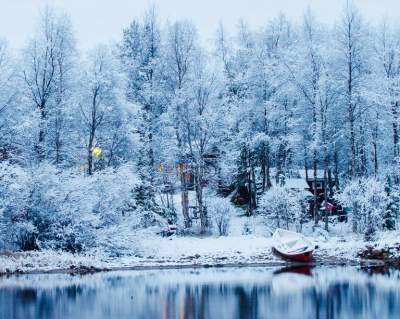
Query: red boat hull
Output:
[[272, 247, 314, 262]]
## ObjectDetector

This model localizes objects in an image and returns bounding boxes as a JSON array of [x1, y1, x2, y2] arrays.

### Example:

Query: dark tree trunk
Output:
[[324, 158, 329, 232], [251, 164, 257, 210], [372, 123, 379, 177], [266, 148, 272, 190], [87, 129, 94, 175], [180, 165, 190, 228], [392, 101, 399, 160], [54, 116, 62, 165], [247, 165, 253, 215], [36, 104, 46, 161], [313, 157, 318, 225], [87, 90, 98, 176], [196, 163, 207, 234], [261, 148, 266, 193], [333, 142, 339, 190], [328, 169, 333, 198]]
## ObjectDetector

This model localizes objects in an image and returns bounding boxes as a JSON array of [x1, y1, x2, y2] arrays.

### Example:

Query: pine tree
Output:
[[120, 8, 163, 221], [384, 176, 398, 230]]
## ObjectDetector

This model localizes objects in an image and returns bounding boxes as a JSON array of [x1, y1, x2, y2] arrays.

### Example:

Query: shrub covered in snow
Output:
[[0, 161, 141, 254], [258, 186, 306, 231], [0, 162, 33, 250], [242, 218, 255, 235], [336, 178, 388, 241], [207, 197, 234, 236]]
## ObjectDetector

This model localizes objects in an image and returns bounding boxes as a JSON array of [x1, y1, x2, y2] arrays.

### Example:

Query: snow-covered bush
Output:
[[337, 178, 388, 241], [242, 218, 255, 235], [26, 164, 97, 252], [208, 197, 234, 236], [258, 186, 302, 230], [0, 162, 34, 250], [0, 161, 141, 253]]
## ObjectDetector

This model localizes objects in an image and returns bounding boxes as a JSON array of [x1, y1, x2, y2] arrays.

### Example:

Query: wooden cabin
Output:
[[304, 169, 338, 199], [157, 152, 218, 192], [303, 169, 345, 220], [277, 169, 344, 221]]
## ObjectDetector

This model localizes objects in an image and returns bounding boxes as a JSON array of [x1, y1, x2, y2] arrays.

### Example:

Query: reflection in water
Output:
[[0, 266, 399, 319], [273, 265, 313, 276]]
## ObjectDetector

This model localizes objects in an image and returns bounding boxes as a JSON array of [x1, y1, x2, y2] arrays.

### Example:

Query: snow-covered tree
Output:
[[120, 7, 164, 214], [22, 7, 77, 162], [259, 186, 302, 230], [337, 178, 388, 240], [163, 20, 199, 228], [79, 45, 123, 175], [0, 39, 19, 157], [208, 196, 234, 236], [335, 4, 369, 177], [384, 176, 399, 230]]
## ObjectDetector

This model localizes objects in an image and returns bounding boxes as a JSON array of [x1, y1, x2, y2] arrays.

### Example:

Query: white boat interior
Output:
[[273, 229, 314, 254]]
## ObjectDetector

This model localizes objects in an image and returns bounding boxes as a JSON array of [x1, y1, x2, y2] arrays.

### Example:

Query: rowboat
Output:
[[272, 229, 315, 262]]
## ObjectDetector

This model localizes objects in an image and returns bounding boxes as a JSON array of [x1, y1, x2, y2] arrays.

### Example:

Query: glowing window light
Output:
[[92, 146, 102, 157]]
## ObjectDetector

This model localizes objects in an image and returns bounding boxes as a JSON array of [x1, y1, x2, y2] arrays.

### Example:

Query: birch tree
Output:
[[79, 46, 120, 175], [164, 20, 197, 228], [336, 5, 366, 177]]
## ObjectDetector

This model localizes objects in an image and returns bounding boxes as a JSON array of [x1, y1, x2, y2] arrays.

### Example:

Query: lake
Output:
[[0, 266, 399, 319]]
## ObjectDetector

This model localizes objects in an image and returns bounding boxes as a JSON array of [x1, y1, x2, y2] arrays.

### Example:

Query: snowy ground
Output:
[[1, 209, 399, 275]]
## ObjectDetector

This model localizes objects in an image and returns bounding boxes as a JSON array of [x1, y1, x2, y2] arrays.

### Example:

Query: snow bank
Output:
[[1, 213, 398, 275]]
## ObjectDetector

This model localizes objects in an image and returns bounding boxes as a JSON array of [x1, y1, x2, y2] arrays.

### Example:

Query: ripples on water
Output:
[[0, 266, 399, 319]]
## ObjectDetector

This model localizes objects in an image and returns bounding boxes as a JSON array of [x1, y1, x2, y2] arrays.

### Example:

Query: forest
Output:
[[1, 3, 400, 256]]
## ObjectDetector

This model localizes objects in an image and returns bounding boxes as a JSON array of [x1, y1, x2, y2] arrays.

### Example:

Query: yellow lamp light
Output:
[[92, 146, 102, 157]]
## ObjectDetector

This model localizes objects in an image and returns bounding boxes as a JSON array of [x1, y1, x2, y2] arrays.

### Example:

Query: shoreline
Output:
[[1, 232, 399, 277], [1, 255, 397, 277]]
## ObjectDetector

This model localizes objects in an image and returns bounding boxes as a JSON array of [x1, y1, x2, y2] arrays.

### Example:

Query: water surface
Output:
[[1, 266, 399, 319]]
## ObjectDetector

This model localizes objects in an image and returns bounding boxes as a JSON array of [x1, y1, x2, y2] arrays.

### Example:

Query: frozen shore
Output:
[[1, 231, 399, 275]]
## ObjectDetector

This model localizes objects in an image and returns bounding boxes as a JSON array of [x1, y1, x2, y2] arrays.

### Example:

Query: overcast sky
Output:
[[0, 0, 398, 52]]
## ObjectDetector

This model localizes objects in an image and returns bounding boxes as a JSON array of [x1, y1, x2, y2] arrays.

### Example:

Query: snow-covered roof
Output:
[[285, 178, 309, 189], [272, 178, 309, 190], [299, 169, 325, 179], [298, 169, 336, 180]]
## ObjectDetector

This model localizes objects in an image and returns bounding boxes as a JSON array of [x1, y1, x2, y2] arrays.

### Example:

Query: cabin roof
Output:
[[272, 178, 309, 190], [299, 169, 337, 181], [286, 178, 310, 189]]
